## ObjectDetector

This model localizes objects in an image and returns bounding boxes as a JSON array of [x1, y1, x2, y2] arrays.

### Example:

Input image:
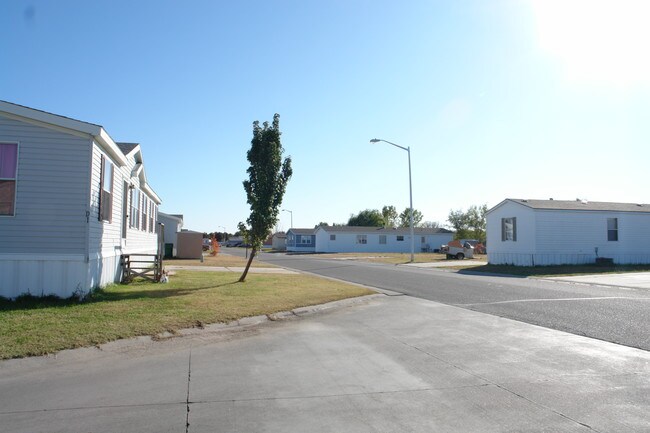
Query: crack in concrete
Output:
[[0, 402, 183, 415], [185, 383, 490, 405], [185, 347, 192, 433]]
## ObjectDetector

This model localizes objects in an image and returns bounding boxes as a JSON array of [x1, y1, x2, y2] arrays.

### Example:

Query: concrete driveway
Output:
[[544, 272, 650, 290], [1, 294, 648, 432]]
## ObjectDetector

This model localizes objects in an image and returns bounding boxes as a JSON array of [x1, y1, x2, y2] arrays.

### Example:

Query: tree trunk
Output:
[[238, 246, 257, 282]]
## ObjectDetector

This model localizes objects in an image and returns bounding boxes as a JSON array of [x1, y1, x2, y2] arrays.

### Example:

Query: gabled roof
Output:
[[0, 100, 128, 166], [116, 142, 140, 156], [491, 198, 650, 214], [316, 225, 453, 235], [158, 212, 184, 223], [287, 228, 316, 236]]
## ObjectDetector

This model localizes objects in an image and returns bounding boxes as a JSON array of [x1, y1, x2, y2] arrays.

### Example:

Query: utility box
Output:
[[176, 230, 203, 259]]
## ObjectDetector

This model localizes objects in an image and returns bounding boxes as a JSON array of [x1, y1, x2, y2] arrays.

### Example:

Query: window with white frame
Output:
[[149, 201, 155, 233], [301, 236, 312, 244], [379, 235, 387, 244], [501, 217, 516, 241], [607, 218, 618, 241], [0, 143, 18, 216], [99, 155, 114, 222], [141, 196, 148, 232], [330, 234, 336, 241], [130, 188, 140, 229], [421, 236, 426, 243], [396, 235, 404, 241], [356, 234, 367, 244]]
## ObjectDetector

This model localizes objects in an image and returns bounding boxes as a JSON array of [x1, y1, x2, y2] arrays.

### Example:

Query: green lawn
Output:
[[0, 271, 373, 360], [455, 263, 650, 277]]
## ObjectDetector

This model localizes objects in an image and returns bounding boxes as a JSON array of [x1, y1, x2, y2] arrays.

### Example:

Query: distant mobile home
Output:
[[314, 226, 454, 253], [286, 228, 316, 252], [0, 101, 161, 298], [158, 212, 183, 258], [487, 198, 650, 266]]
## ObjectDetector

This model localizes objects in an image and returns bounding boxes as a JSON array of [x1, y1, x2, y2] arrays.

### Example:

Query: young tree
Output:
[[421, 220, 441, 229], [447, 204, 487, 242], [347, 209, 384, 227], [398, 207, 423, 227], [381, 205, 398, 228], [238, 114, 292, 282]]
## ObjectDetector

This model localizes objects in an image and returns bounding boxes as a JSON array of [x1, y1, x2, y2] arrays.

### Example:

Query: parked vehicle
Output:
[[460, 239, 486, 254], [440, 240, 474, 260]]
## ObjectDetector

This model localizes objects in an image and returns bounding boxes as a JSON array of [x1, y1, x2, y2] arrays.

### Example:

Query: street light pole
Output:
[[282, 208, 293, 229], [370, 138, 415, 262]]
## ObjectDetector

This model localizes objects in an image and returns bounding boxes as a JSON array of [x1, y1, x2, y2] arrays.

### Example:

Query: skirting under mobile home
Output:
[[487, 199, 650, 266], [0, 101, 161, 298]]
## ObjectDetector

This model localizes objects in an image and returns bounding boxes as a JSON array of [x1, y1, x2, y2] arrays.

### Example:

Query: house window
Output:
[[122, 181, 129, 238], [379, 235, 387, 244], [356, 235, 367, 244], [149, 201, 155, 233], [301, 236, 312, 244], [502, 217, 517, 241], [421, 236, 426, 244], [130, 188, 140, 229], [330, 234, 336, 241], [141, 196, 148, 232], [607, 218, 618, 241], [397, 235, 404, 241], [99, 155, 114, 222], [0, 143, 18, 216]]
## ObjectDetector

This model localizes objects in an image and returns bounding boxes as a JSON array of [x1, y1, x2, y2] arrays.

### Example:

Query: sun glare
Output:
[[531, 0, 650, 87]]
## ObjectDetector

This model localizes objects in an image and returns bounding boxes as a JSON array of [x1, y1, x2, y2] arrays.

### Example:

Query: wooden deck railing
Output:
[[121, 253, 163, 283]]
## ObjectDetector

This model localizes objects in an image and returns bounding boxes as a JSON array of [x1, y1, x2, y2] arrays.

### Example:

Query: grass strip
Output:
[[0, 271, 373, 360]]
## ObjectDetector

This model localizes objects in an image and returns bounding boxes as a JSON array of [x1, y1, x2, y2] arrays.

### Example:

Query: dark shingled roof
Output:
[[116, 142, 139, 155], [288, 228, 316, 235], [510, 199, 650, 213], [318, 226, 453, 234]]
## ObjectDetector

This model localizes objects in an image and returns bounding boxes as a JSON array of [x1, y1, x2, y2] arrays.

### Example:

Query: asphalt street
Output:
[[230, 249, 650, 351]]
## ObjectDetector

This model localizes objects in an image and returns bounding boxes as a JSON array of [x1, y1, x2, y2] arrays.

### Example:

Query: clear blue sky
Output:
[[2, 0, 648, 233]]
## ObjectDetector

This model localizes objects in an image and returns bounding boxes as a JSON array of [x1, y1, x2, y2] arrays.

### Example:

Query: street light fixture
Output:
[[282, 208, 293, 229], [370, 138, 415, 262]]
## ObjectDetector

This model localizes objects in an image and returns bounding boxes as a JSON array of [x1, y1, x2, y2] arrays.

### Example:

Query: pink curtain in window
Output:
[[0, 144, 17, 178]]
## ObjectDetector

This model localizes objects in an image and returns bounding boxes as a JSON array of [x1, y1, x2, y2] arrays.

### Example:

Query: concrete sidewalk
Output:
[[545, 271, 650, 290], [1, 295, 648, 432]]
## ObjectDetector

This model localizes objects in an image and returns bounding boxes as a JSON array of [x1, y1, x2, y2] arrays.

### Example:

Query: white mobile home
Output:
[[314, 226, 454, 253], [158, 212, 183, 258], [487, 198, 650, 266], [0, 101, 161, 298]]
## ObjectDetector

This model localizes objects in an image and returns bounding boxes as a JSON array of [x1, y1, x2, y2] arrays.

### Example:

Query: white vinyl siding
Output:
[[487, 199, 650, 266], [313, 228, 453, 253], [0, 110, 161, 298], [0, 116, 89, 254]]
